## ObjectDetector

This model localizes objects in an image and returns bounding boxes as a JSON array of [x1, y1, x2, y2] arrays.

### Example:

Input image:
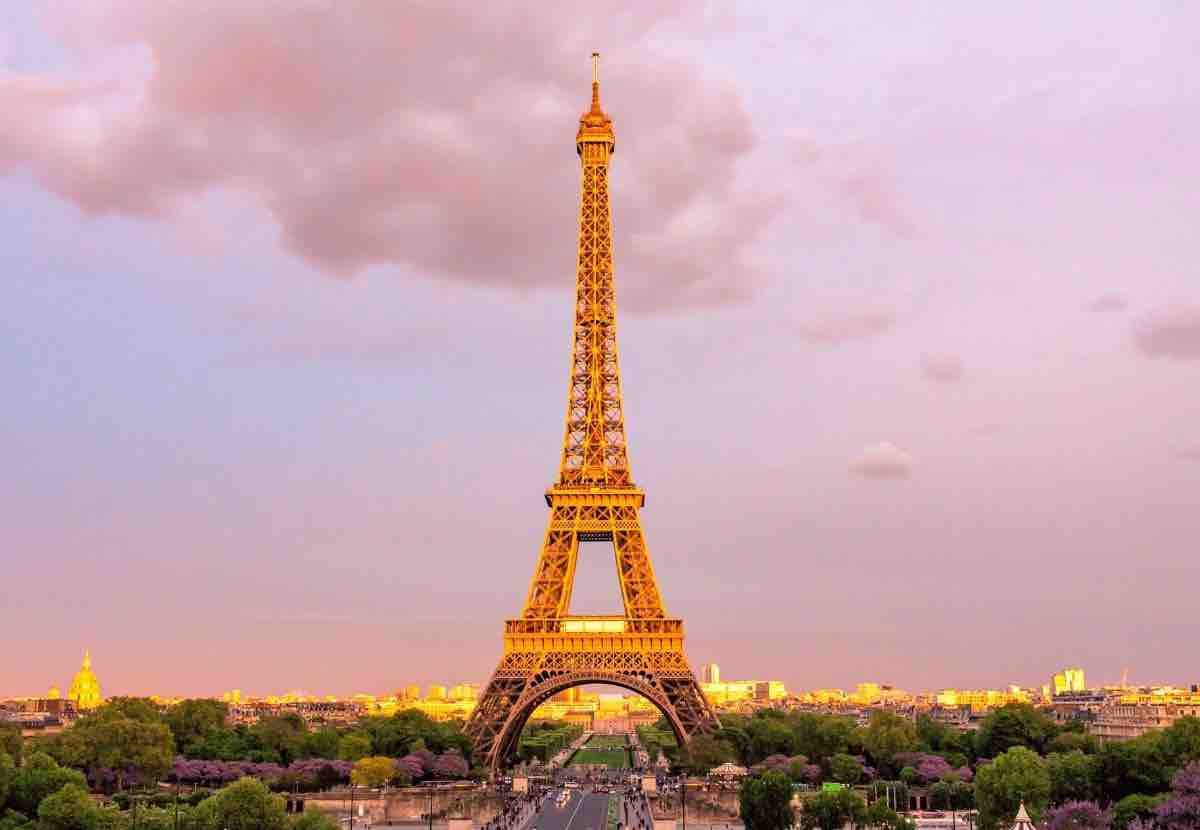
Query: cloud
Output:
[[1085, 292, 1128, 312], [849, 442, 914, 479], [921, 354, 964, 383], [1132, 307, 1200, 360], [797, 312, 893, 346], [0, 1, 780, 313]]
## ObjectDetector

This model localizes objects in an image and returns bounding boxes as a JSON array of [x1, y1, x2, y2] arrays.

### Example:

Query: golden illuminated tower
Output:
[[465, 55, 719, 771]]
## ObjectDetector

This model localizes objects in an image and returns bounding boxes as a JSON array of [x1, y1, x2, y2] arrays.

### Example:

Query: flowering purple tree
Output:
[[430, 752, 468, 780], [1043, 801, 1110, 830], [1154, 761, 1200, 830], [398, 754, 426, 781]]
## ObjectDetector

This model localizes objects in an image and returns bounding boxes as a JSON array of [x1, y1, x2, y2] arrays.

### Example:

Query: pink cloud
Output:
[[849, 442, 914, 480], [921, 354, 964, 384], [1132, 307, 1200, 360], [0, 1, 780, 313], [797, 312, 893, 346], [1085, 292, 1128, 312]]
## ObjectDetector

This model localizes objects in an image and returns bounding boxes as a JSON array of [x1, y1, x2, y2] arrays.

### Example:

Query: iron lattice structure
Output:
[[466, 56, 719, 771]]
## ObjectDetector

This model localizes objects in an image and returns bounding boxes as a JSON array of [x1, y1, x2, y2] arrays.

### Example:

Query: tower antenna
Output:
[[592, 51, 600, 84]]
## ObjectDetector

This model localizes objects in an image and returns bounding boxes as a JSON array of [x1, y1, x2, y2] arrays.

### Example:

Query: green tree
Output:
[[0, 728, 21, 767], [37, 784, 114, 830], [787, 714, 855, 767], [0, 809, 33, 830], [799, 789, 865, 830], [0, 753, 14, 811], [974, 705, 1055, 759], [350, 757, 396, 788], [974, 746, 1051, 830], [864, 798, 915, 830], [193, 778, 287, 830], [1046, 751, 1099, 805], [8, 753, 87, 816], [861, 712, 918, 776], [251, 715, 307, 766], [678, 735, 736, 775], [1109, 793, 1167, 830], [336, 735, 372, 763], [746, 719, 799, 765], [899, 767, 918, 787], [57, 705, 173, 790], [1045, 732, 1099, 756], [301, 730, 340, 761], [1094, 736, 1172, 803], [166, 700, 229, 754], [829, 754, 863, 786], [739, 771, 795, 830], [1160, 716, 1200, 767], [292, 810, 339, 830]]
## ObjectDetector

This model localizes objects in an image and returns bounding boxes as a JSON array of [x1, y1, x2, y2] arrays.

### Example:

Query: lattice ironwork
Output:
[[465, 56, 719, 772]]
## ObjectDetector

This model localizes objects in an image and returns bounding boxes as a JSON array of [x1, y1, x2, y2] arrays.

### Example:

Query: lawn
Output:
[[569, 735, 631, 768]]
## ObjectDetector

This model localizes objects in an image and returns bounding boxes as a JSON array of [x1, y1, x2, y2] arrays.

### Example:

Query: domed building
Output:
[[46, 685, 61, 699], [67, 649, 103, 710]]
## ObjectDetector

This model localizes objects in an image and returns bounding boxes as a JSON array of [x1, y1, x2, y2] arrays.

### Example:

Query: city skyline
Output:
[[4, 3, 1200, 697]]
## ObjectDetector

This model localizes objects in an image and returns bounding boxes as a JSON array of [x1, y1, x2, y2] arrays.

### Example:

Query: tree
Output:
[[974, 746, 1051, 830], [430, 752, 468, 779], [0, 728, 20, 767], [8, 753, 87, 815], [1048, 751, 1100, 805], [864, 799, 915, 830], [679, 734, 736, 775], [739, 771, 795, 830], [52, 700, 173, 791], [1043, 801, 1110, 830], [350, 757, 397, 789], [166, 700, 229, 754], [336, 735, 372, 763], [193, 777, 288, 830], [292, 810, 340, 830], [37, 783, 110, 830], [302, 729, 340, 761], [1110, 794, 1166, 830], [251, 715, 308, 766], [861, 713, 918, 776], [800, 789, 865, 830], [975, 705, 1056, 759], [830, 754, 863, 786], [0, 753, 13, 811], [1047, 733, 1099, 756], [1095, 737, 1172, 803], [1154, 761, 1200, 830]]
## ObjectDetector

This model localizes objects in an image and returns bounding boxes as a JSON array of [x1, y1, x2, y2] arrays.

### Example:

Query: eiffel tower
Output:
[[465, 55, 720, 771]]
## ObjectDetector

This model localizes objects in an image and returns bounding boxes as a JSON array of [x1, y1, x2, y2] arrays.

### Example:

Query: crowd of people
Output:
[[482, 790, 542, 830]]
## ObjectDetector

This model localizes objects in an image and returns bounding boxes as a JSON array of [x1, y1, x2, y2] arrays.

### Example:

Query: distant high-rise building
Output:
[[427, 684, 447, 701], [701, 663, 720, 684], [404, 684, 421, 700], [1052, 667, 1086, 696]]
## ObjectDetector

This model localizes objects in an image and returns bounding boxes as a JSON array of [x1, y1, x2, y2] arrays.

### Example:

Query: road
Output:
[[531, 792, 610, 830]]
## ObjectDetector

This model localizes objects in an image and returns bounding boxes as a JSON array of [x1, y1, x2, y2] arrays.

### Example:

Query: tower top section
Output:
[[577, 52, 614, 155]]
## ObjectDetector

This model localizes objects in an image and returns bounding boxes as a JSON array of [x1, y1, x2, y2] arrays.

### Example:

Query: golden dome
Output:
[[67, 649, 103, 710], [47, 685, 61, 699]]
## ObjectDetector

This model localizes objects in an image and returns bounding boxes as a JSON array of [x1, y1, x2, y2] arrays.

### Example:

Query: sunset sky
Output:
[[3, 2, 1198, 698]]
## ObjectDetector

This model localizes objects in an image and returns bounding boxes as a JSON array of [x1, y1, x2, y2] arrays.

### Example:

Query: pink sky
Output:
[[1, 2, 1198, 698]]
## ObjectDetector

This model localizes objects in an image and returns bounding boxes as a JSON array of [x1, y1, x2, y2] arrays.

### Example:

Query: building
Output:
[[67, 650, 102, 710], [701, 663, 720, 684], [1091, 702, 1200, 742], [1052, 667, 1086, 696], [426, 685, 447, 701]]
